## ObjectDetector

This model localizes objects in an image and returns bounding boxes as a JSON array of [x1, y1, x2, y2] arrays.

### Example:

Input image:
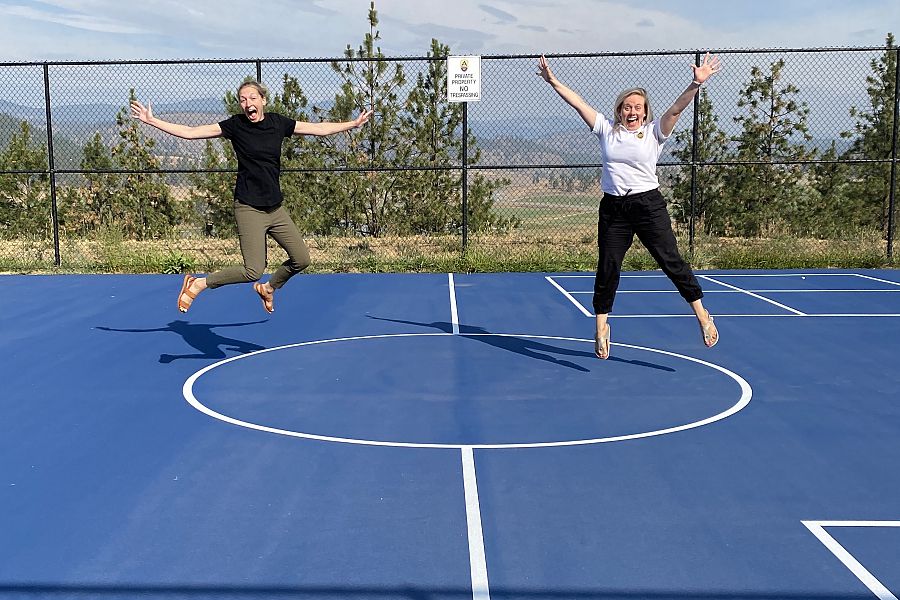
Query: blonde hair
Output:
[[613, 87, 651, 128], [237, 79, 269, 102]]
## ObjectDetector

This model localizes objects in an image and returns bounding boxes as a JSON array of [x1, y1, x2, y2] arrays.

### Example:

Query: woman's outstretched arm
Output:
[[537, 55, 598, 130], [293, 109, 374, 136], [130, 100, 223, 139], [659, 52, 722, 137]]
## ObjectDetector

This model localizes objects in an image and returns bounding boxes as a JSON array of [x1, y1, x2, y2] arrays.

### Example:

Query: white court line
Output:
[[462, 447, 491, 600], [449, 273, 460, 335], [550, 273, 900, 317], [553, 273, 868, 279], [803, 520, 900, 600], [183, 333, 752, 449], [698, 273, 859, 278], [554, 291, 900, 317], [700, 275, 807, 316], [853, 273, 900, 287], [571, 289, 900, 294], [691, 273, 864, 278], [546, 276, 593, 317], [554, 274, 666, 278], [575, 313, 900, 318]]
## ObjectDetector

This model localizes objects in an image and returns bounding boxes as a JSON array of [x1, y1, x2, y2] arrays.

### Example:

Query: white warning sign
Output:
[[447, 55, 481, 102]]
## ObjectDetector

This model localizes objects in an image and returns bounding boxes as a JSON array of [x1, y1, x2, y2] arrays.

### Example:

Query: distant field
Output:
[[494, 184, 600, 234]]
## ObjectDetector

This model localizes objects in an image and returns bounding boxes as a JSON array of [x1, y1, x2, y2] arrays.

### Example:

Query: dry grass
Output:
[[6, 177, 892, 273], [1, 228, 893, 274]]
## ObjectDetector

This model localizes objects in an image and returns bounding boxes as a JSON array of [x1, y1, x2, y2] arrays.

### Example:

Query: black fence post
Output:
[[689, 51, 701, 256], [43, 63, 60, 267], [462, 101, 469, 253], [887, 47, 899, 260]]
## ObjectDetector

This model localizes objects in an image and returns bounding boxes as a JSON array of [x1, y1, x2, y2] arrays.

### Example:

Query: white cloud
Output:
[[0, 0, 896, 62], [716, 7, 897, 49], [373, 0, 713, 54], [0, 3, 147, 34], [478, 4, 518, 25]]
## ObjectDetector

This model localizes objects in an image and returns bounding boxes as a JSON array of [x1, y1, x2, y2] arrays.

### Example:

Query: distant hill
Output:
[[0, 95, 859, 173], [0, 101, 45, 123], [0, 106, 233, 170], [0, 98, 226, 124], [0, 113, 82, 170]]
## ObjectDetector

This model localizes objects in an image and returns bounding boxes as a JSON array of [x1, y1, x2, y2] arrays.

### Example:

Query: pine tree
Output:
[[805, 142, 853, 237], [669, 89, 730, 235], [109, 90, 183, 239], [841, 32, 897, 232], [59, 132, 118, 236], [326, 1, 407, 237], [188, 139, 237, 237], [725, 59, 816, 236], [398, 38, 513, 234], [323, 1, 513, 236], [0, 121, 50, 238]]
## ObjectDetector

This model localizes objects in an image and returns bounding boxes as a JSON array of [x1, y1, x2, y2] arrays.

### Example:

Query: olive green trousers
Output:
[[206, 201, 310, 290]]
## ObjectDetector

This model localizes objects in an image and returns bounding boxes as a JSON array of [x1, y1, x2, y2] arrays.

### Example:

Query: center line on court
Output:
[[462, 446, 491, 600], [449, 273, 460, 335]]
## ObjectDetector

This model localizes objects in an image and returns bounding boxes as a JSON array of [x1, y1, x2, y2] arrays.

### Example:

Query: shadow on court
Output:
[[95, 319, 266, 363], [368, 316, 675, 373]]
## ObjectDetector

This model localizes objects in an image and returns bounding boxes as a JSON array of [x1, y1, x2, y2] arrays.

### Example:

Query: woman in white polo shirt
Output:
[[537, 53, 721, 359]]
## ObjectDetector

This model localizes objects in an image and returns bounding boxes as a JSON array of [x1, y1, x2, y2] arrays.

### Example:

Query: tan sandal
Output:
[[595, 323, 611, 359], [253, 282, 274, 314], [701, 311, 718, 348], [177, 274, 198, 313]]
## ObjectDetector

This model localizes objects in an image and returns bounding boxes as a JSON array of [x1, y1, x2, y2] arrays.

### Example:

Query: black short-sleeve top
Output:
[[218, 112, 297, 208]]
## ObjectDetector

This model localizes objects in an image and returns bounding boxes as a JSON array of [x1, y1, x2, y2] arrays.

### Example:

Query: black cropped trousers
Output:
[[592, 188, 703, 315]]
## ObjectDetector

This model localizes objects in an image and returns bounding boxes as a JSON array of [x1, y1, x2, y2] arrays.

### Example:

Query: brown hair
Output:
[[237, 79, 269, 102]]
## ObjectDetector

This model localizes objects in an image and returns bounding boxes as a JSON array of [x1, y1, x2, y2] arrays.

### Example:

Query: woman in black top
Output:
[[131, 80, 372, 313]]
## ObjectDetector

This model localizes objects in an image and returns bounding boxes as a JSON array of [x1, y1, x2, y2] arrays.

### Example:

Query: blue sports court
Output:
[[2, 269, 899, 599]]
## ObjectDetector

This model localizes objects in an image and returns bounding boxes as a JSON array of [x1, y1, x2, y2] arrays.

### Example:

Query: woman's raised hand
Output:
[[692, 52, 722, 84], [537, 55, 555, 84], [353, 108, 374, 128], [130, 100, 153, 123]]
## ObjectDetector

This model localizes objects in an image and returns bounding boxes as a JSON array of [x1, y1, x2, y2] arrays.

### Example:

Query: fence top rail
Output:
[[0, 44, 895, 68], [488, 46, 897, 60]]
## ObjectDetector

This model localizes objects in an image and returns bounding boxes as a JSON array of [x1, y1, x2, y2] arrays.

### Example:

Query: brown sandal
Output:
[[253, 282, 274, 314], [177, 274, 198, 313]]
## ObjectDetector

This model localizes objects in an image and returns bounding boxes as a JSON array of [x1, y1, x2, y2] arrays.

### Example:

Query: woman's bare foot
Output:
[[700, 310, 718, 347], [594, 322, 611, 359]]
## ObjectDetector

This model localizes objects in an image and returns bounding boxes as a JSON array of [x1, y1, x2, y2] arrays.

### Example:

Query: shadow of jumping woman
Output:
[[96, 319, 267, 363], [366, 315, 674, 373]]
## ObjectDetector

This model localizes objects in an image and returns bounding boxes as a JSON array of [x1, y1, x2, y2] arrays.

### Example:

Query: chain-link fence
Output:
[[0, 45, 897, 273]]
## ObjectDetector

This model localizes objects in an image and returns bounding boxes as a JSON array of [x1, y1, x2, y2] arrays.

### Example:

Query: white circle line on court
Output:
[[183, 332, 752, 450]]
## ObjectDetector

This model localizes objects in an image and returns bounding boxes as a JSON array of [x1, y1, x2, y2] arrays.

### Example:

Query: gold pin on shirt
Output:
[[637, 131, 644, 138]]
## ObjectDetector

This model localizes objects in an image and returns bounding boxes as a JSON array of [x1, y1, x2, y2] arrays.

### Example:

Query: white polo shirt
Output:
[[592, 112, 668, 196]]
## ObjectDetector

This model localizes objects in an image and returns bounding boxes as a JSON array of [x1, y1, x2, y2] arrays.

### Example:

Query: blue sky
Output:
[[0, 0, 896, 62]]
